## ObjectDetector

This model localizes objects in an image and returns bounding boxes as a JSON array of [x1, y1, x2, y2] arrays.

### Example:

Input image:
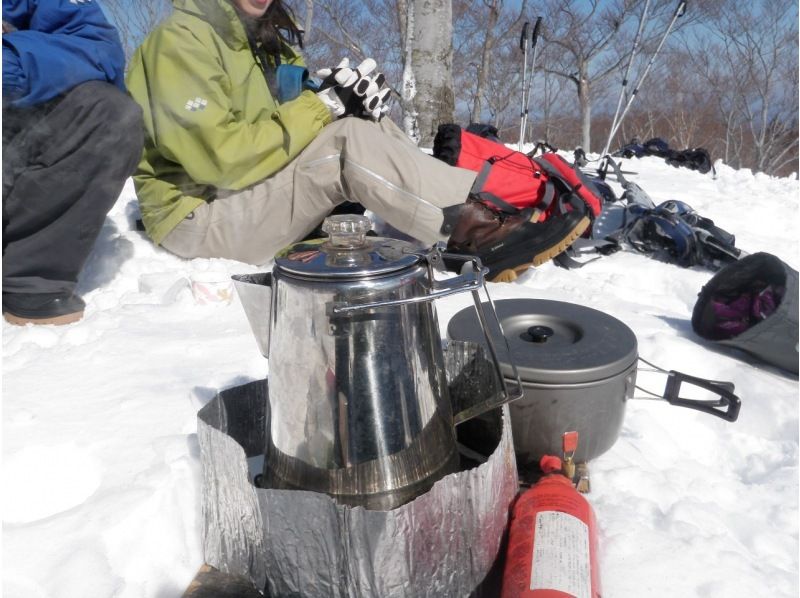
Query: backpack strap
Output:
[[527, 140, 559, 157], [554, 237, 621, 269], [532, 154, 603, 217], [470, 156, 556, 217]]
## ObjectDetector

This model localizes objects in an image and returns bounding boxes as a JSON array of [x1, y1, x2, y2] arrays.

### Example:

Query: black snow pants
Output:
[[2, 81, 144, 296]]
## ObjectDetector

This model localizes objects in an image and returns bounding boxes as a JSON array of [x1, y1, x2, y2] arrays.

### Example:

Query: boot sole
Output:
[[489, 216, 591, 283], [3, 310, 84, 326]]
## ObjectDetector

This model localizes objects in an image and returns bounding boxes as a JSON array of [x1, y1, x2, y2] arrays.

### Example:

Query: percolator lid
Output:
[[275, 215, 421, 278]]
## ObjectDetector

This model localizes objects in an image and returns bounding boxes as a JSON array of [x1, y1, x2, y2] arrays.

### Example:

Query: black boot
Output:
[[442, 197, 591, 282], [3, 292, 85, 326]]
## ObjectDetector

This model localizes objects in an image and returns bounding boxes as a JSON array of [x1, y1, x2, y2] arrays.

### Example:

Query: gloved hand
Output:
[[315, 58, 373, 119], [316, 58, 392, 120], [326, 58, 377, 93], [358, 72, 393, 121]]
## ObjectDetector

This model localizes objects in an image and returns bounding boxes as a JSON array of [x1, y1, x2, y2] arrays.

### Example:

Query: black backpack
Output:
[[666, 148, 713, 174]]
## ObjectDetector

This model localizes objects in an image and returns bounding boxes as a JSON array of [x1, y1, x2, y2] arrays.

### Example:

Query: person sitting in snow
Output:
[[125, 0, 594, 281], [2, 0, 144, 326]]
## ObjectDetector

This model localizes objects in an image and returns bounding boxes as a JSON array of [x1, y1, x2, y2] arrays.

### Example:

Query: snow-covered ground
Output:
[[2, 153, 798, 597]]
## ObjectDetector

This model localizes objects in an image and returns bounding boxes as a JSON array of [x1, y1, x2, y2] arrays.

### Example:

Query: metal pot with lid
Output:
[[233, 215, 522, 510], [448, 298, 741, 464]]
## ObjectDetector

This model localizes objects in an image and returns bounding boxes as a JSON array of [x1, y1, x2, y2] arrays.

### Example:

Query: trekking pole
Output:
[[602, 0, 651, 159], [518, 21, 530, 150], [519, 21, 530, 151], [521, 17, 543, 150], [605, 0, 687, 153]]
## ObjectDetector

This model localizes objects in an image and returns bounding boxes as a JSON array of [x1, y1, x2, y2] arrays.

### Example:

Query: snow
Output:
[[2, 154, 798, 597]]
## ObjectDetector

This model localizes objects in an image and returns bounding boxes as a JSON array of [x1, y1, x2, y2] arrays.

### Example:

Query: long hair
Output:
[[251, 1, 303, 59]]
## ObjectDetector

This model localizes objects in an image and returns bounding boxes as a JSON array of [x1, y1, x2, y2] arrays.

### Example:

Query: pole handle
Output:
[[519, 21, 529, 52], [531, 17, 543, 46]]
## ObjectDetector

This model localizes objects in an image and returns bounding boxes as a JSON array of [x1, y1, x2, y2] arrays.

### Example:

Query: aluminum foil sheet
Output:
[[197, 342, 518, 597]]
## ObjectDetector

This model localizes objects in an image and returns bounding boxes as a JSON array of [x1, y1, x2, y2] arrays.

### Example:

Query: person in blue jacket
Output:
[[2, 0, 144, 325]]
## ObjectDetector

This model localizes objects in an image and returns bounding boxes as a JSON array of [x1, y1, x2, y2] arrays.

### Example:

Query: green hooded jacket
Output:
[[126, 0, 332, 245]]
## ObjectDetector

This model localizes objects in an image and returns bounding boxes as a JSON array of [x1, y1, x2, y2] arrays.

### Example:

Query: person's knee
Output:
[[67, 82, 142, 135], [96, 85, 142, 137], [68, 82, 144, 170], [331, 116, 377, 138], [110, 94, 144, 170], [110, 91, 143, 141]]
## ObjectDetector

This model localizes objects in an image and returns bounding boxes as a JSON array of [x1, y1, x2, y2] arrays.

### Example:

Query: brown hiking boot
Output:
[[443, 198, 590, 282]]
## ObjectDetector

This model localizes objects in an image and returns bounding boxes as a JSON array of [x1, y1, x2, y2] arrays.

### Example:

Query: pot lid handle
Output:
[[322, 214, 370, 249]]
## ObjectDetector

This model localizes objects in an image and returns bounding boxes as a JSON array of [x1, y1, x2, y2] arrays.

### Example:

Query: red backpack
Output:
[[433, 124, 603, 221]]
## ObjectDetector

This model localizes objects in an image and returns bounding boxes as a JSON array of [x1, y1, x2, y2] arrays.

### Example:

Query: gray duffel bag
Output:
[[692, 252, 798, 375]]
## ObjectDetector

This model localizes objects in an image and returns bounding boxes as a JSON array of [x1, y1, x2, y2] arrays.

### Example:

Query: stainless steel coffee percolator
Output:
[[233, 215, 521, 509]]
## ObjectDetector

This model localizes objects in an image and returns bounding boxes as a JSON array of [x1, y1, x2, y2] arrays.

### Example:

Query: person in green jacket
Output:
[[127, 0, 590, 282]]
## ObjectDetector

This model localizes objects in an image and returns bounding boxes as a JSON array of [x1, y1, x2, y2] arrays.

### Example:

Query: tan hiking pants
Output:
[[160, 117, 477, 265]]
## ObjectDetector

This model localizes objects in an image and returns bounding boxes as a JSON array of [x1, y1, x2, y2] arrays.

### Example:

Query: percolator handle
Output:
[[328, 244, 484, 315], [328, 269, 483, 314]]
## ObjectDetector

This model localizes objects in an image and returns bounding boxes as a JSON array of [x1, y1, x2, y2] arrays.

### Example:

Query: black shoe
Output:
[[445, 199, 591, 282], [2, 292, 85, 326]]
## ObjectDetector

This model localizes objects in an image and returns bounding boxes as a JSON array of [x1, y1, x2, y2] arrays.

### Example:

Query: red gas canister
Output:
[[501, 455, 601, 598]]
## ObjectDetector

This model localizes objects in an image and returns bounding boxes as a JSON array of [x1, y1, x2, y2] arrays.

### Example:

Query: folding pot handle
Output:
[[662, 370, 741, 422]]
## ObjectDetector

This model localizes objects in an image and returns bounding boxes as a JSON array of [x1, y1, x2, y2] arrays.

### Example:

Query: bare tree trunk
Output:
[[541, 72, 552, 142], [471, 0, 500, 120], [410, 0, 455, 146], [578, 68, 591, 150], [540, 69, 567, 144], [302, 0, 315, 43], [398, 0, 420, 142]]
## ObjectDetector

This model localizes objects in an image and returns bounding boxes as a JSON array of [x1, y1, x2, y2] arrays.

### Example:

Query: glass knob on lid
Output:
[[277, 213, 418, 277], [322, 214, 371, 249]]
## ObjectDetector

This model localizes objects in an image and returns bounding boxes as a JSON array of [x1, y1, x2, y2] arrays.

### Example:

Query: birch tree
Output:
[[407, 0, 455, 146], [396, 0, 419, 141]]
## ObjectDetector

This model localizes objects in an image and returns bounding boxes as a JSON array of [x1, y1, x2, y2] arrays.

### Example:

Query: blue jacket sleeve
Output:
[[2, 0, 126, 108]]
